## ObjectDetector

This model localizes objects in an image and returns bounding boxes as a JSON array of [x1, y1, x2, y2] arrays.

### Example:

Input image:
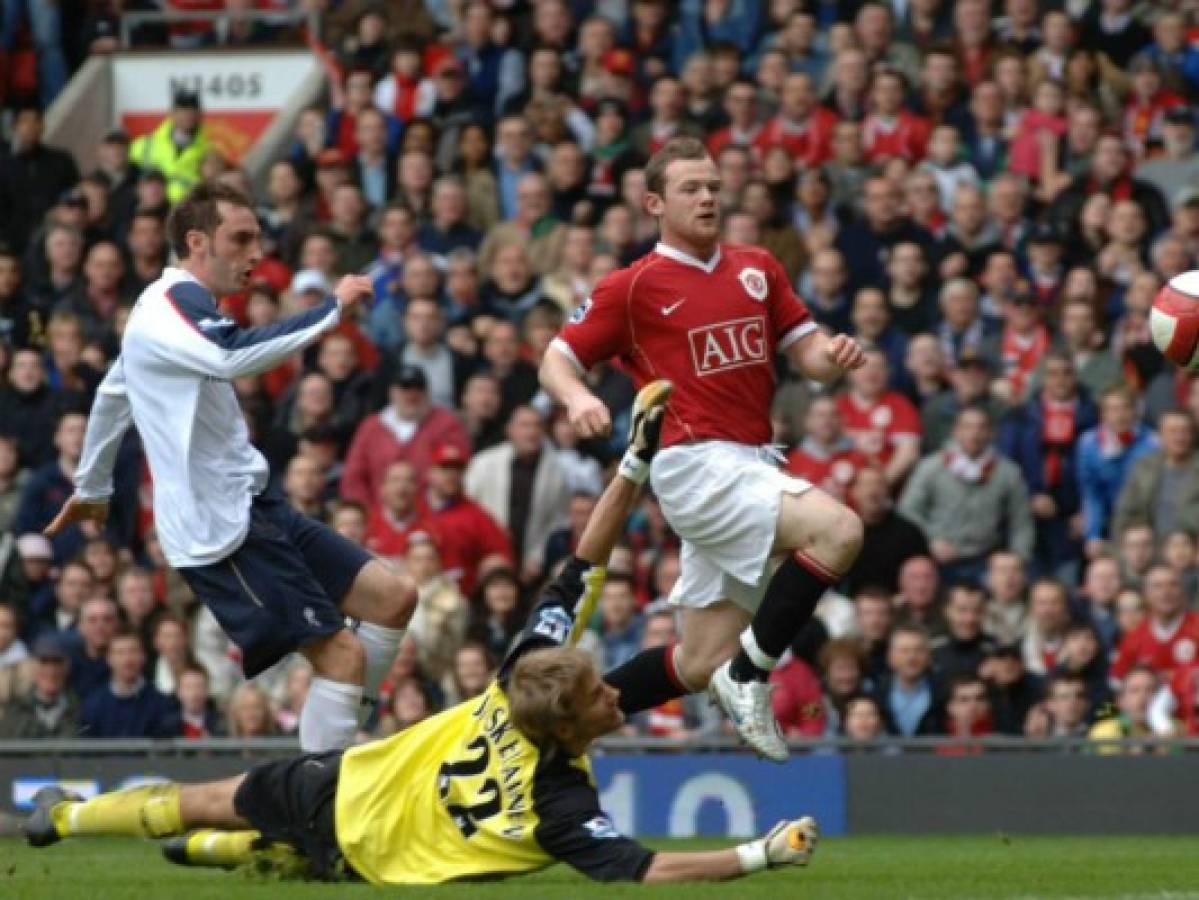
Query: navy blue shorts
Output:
[[178, 491, 372, 678]]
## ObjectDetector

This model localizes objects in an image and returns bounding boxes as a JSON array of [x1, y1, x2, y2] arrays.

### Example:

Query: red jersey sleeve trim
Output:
[[779, 321, 818, 351]]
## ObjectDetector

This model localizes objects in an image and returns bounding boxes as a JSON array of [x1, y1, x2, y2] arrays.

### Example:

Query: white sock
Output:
[[739, 628, 779, 672], [299, 677, 363, 751], [355, 621, 406, 727]]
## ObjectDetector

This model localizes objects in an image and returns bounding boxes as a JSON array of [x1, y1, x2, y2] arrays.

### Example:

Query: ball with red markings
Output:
[[1151, 272, 1199, 369]]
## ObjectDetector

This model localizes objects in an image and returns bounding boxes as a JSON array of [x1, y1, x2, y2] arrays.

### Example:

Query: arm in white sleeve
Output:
[[162, 280, 340, 380], [75, 357, 134, 501]]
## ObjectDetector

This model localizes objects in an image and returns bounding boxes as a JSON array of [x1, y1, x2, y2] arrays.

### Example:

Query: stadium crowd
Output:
[[1, 0, 1199, 751]]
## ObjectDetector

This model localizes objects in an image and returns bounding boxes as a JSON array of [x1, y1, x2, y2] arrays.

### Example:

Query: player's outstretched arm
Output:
[[540, 343, 612, 439], [788, 329, 866, 383], [641, 817, 819, 883], [163, 277, 372, 382], [47, 358, 133, 535]]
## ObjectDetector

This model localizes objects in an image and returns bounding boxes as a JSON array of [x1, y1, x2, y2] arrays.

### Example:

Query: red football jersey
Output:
[[785, 446, 870, 501], [421, 495, 514, 596], [836, 392, 922, 464], [554, 243, 815, 448], [1111, 611, 1199, 682], [754, 108, 839, 168], [862, 112, 931, 163], [365, 509, 438, 563]]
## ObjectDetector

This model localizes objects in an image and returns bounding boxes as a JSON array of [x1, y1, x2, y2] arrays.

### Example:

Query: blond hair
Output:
[[507, 647, 596, 752]]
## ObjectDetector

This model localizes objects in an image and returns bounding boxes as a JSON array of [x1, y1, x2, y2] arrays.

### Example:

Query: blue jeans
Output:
[[2, 0, 67, 106]]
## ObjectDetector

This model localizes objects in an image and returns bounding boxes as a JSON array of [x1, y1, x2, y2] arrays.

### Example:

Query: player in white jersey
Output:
[[46, 183, 415, 752]]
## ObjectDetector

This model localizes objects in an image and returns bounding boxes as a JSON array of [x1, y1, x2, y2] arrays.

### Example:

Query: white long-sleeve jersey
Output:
[[74, 267, 340, 568]]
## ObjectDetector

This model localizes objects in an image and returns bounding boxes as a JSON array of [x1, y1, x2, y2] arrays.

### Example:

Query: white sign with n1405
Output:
[[113, 51, 315, 112]]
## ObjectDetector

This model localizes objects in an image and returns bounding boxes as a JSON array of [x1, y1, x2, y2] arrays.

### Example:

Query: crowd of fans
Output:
[[2, 0, 1199, 753]]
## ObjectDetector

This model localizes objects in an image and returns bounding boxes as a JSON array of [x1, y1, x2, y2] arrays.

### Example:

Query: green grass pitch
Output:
[[2, 835, 1198, 899]]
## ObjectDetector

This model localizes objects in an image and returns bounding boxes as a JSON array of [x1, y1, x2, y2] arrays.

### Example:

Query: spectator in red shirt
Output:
[[1111, 564, 1199, 684], [420, 443, 512, 596], [862, 68, 931, 164], [364, 461, 426, 563], [787, 395, 870, 502], [937, 673, 994, 753], [754, 72, 837, 168], [837, 349, 923, 490], [770, 648, 826, 738], [341, 364, 469, 507]]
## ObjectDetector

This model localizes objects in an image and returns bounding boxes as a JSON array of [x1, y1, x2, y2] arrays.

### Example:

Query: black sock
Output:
[[606, 645, 687, 714], [729, 554, 833, 683]]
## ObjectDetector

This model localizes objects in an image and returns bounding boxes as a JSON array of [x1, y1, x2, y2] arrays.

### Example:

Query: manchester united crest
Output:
[[739, 267, 768, 301]]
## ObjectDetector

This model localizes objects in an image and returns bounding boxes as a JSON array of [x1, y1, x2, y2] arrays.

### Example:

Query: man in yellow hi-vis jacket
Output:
[[130, 89, 212, 204]]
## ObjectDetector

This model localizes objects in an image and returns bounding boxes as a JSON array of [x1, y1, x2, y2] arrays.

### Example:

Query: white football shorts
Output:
[[651, 441, 812, 612]]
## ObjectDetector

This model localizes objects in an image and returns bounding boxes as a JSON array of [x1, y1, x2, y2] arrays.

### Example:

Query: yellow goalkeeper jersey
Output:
[[333, 558, 653, 885]]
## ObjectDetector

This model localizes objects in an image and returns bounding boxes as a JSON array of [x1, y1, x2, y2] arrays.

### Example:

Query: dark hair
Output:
[[948, 673, 987, 700], [645, 136, 711, 195], [167, 182, 254, 259]]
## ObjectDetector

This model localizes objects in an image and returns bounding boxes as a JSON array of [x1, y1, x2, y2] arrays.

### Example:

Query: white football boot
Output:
[[709, 659, 789, 762]]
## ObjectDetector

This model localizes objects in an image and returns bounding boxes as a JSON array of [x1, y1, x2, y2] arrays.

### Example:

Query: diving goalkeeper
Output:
[[24, 380, 818, 885]]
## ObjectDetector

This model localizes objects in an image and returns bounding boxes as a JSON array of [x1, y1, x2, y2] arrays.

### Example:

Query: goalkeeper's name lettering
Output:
[[471, 690, 532, 837]]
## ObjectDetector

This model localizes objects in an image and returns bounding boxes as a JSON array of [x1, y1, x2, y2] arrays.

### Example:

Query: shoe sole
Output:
[[708, 668, 789, 764], [24, 786, 80, 848]]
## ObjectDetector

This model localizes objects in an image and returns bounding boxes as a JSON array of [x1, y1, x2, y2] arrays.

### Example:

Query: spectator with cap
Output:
[[465, 405, 570, 582], [0, 635, 79, 738], [422, 442, 513, 596], [128, 88, 211, 204], [0, 533, 52, 634], [341, 363, 469, 507], [80, 629, 179, 738], [0, 106, 80, 255], [901, 406, 1034, 584]]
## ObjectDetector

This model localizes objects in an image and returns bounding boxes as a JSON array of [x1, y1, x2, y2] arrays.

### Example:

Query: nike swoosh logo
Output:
[[661, 298, 686, 316]]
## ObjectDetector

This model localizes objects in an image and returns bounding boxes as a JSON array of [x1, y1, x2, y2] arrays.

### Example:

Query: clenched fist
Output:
[[333, 275, 375, 314]]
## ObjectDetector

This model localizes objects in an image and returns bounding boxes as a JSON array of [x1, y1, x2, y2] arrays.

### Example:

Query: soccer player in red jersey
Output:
[[540, 137, 866, 760]]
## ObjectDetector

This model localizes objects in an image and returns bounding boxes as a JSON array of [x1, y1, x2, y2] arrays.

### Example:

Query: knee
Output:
[[308, 629, 366, 684], [814, 506, 864, 568], [373, 571, 417, 629]]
